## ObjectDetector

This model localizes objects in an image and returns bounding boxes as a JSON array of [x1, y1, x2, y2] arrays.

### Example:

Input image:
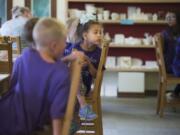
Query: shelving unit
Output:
[[66, 19, 167, 25], [68, 0, 180, 3], [67, 0, 180, 97], [106, 67, 159, 72], [109, 44, 155, 48], [99, 20, 166, 25]]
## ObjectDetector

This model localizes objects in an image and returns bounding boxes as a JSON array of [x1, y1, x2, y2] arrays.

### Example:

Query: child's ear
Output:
[[49, 41, 57, 50], [83, 32, 88, 40]]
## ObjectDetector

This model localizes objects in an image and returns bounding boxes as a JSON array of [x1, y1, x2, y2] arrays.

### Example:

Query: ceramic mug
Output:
[[97, 13, 103, 21], [103, 10, 110, 20]]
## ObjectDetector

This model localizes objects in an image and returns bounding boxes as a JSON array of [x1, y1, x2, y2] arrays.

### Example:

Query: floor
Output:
[[102, 97, 180, 135]]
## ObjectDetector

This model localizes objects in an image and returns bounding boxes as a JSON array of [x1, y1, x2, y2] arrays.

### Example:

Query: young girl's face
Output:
[[166, 12, 176, 27], [84, 24, 102, 46]]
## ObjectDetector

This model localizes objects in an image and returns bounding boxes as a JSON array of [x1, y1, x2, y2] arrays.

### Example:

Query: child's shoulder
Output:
[[52, 59, 70, 74], [96, 46, 102, 51], [93, 46, 102, 54], [73, 42, 81, 49], [50, 61, 70, 85]]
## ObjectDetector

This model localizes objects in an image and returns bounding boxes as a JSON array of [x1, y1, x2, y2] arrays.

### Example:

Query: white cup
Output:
[[111, 13, 120, 20], [103, 10, 110, 20], [152, 14, 158, 21], [97, 13, 103, 21]]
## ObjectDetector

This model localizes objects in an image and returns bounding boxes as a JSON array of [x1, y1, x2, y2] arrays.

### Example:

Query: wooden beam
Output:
[[7, 0, 13, 20]]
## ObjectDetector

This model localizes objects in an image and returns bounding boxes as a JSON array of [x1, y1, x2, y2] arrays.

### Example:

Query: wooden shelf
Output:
[[68, 0, 180, 3], [99, 20, 167, 25], [106, 67, 159, 72], [66, 18, 166, 25], [109, 44, 155, 48]]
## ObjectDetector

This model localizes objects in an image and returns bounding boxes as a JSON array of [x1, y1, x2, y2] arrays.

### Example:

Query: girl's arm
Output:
[[61, 51, 85, 63], [52, 118, 63, 135], [61, 54, 76, 63], [85, 57, 97, 78]]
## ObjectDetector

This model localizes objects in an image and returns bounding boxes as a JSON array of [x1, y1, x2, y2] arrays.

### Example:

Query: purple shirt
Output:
[[0, 48, 70, 135], [161, 27, 178, 73], [64, 42, 75, 56], [172, 37, 180, 77], [74, 43, 101, 94]]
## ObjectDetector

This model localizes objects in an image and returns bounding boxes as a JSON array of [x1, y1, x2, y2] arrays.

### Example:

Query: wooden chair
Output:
[[154, 33, 180, 117], [0, 43, 13, 74], [76, 41, 109, 135], [0, 43, 12, 95], [62, 57, 84, 135], [10, 36, 22, 54], [0, 36, 3, 42], [0, 36, 21, 54]]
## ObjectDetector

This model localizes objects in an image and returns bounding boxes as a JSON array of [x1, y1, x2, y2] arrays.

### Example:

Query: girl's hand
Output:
[[71, 50, 85, 60], [72, 50, 89, 67], [81, 59, 89, 67], [61, 51, 85, 62]]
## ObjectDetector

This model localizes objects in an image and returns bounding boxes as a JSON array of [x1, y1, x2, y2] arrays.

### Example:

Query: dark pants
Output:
[[174, 84, 180, 96], [166, 69, 180, 96]]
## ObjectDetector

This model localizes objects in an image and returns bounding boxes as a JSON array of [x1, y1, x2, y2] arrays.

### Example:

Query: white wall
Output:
[[13, 0, 25, 7], [57, 0, 67, 23]]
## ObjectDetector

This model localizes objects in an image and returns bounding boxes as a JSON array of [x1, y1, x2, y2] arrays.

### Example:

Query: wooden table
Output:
[[0, 74, 9, 82], [0, 74, 10, 95]]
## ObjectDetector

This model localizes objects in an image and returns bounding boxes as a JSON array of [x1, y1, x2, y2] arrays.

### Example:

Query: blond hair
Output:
[[66, 17, 81, 44], [33, 18, 67, 48], [66, 17, 78, 29]]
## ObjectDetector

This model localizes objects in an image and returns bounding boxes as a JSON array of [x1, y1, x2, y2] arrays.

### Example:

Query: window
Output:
[[0, 0, 12, 26], [25, 0, 56, 17], [0, 0, 7, 26]]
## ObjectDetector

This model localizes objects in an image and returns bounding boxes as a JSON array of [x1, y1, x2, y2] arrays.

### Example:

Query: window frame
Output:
[[7, 0, 13, 20]]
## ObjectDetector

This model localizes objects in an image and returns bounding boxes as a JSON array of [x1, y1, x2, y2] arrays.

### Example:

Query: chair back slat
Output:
[[10, 36, 22, 54], [0, 43, 13, 74], [92, 41, 109, 100], [154, 33, 167, 81], [0, 36, 21, 54], [62, 58, 83, 135]]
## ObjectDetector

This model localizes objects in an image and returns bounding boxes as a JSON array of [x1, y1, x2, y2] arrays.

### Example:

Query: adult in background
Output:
[[162, 11, 180, 99], [0, 6, 32, 50]]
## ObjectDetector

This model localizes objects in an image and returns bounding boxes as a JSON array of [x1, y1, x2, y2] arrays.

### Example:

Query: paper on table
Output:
[[0, 74, 9, 81]]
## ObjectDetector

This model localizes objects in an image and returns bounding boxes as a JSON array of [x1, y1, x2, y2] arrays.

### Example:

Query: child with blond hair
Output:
[[0, 18, 70, 135]]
